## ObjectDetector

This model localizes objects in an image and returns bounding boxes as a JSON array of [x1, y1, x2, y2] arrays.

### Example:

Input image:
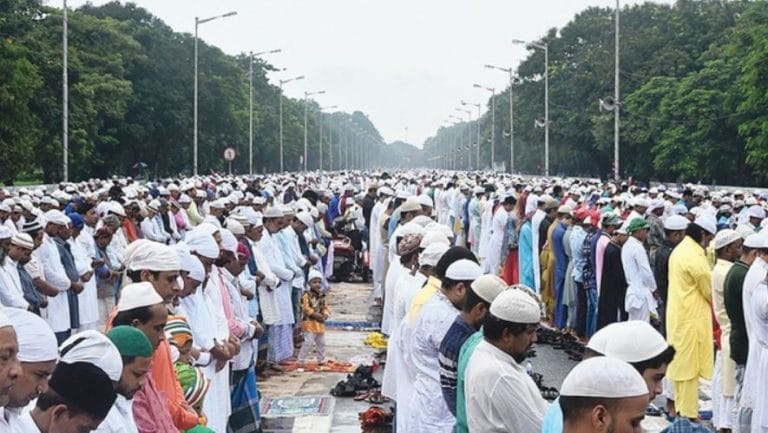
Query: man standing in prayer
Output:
[[621, 218, 657, 322], [464, 287, 546, 432], [552, 206, 572, 329], [651, 215, 689, 336], [666, 214, 717, 421], [596, 224, 628, 330]]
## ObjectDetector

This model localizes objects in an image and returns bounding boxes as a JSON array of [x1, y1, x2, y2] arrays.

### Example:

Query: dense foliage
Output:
[[0, 0, 385, 183], [424, 0, 768, 185]]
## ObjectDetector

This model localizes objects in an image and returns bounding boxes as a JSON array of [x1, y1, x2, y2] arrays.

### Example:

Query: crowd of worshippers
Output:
[[0, 172, 766, 433]]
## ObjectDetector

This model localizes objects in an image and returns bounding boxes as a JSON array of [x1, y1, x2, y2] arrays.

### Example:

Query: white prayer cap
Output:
[[263, 206, 283, 218], [399, 198, 422, 213], [10, 233, 33, 250], [737, 225, 756, 240], [411, 215, 434, 228], [472, 186, 485, 194], [419, 243, 449, 267], [418, 195, 434, 208], [59, 330, 123, 382], [420, 230, 450, 248], [649, 199, 665, 211], [396, 222, 425, 238], [694, 213, 717, 235], [308, 269, 323, 282], [471, 275, 508, 304], [175, 246, 197, 274], [603, 321, 669, 363], [43, 210, 69, 226], [445, 259, 483, 281], [187, 255, 206, 283], [748, 205, 766, 220], [209, 199, 226, 209], [109, 202, 126, 217], [225, 219, 245, 236], [5, 308, 58, 363], [586, 322, 623, 354], [0, 227, 12, 240], [118, 282, 164, 312], [746, 197, 758, 206], [178, 194, 192, 204], [560, 357, 648, 399], [195, 222, 219, 236], [744, 233, 768, 249], [378, 187, 394, 197], [663, 215, 689, 231], [714, 229, 742, 250], [185, 230, 219, 260], [489, 287, 541, 324], [253, 196, 266, 205], [147, 199, 161, 213], [125, 241, 180, 272], [295, 211, 314, 228], [633, 197, 650, 208], [219, 229, 238, 255]]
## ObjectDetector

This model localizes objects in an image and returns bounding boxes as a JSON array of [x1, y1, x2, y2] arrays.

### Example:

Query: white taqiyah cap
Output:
[[560, 356, 649, 398], [225, 219, 245, 236], [59, 330, 123, 382], [125, 241, 180, 272], [296, 211, 314, 228], [489, 287, 541, 324], [694, 213, 717, 235], [744, 233, 768, 249], [5, 308, 58, 362], [603, 320, 669, 363], [219, 229, 238, 255], [308, 269, 323, 282], [470, 275, 508, 304], [184, 230, 219, 260], [263, 206, 284, 218], [445, 259, 482, 281], [663, 215, 689, 231], [420, 230, 450, 248], [714, 229, 742, 250], [418, 195, 434, 208], [117, 282, 164, 312], [748, 205, 766, 220], [10, 233, 33, 250], [44, 210, 69, 226], [399, 198, 422, 213], [419, 243, 449, 267], [586, 322, 623, 355]]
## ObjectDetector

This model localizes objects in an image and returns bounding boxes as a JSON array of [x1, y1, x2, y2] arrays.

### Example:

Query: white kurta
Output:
[[0, 258, 30, 309], [201, 267, 232, 433], [477, 201, 494, 267], [257, 231, 296, 326], [72, 232, 99, 327], [405, 291, 459, 433], [621, 236, 658, 321], [484, 206, 509, 274], [36, 234, 71, 333], [12, 411, 40, 433], [381, 258, 404, 336], [531, 208, 546, 293], [745, 281, 768, 433], [370, 200, 386, 299], [93, 395, 139, 433], [465, 340, 548, 433], [249, 237, 281, 325]]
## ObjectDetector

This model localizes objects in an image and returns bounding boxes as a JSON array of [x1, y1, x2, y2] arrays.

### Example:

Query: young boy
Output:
[[297, 270, 330, 365]]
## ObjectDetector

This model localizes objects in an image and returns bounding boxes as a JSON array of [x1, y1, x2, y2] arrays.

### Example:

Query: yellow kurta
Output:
[[407, 276, 441, 326], [666, 236, 714, 382], [711, 259, 737, 396], [539, 220, 557, 319]]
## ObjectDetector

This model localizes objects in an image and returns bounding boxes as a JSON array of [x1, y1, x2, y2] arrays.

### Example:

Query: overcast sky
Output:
[[68, 0, 671, 147]]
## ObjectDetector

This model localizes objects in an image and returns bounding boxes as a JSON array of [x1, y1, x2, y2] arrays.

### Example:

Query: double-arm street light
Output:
[[485, 64, 516, 173], [319, 105, 337, 171], [303, 90, 325, 171], [194, 11, 237, 176], [278, 74, 305, 172], [461, 100, 482, 170], [249, 49, 281, 175], [513, 38, 549, 176], [473, 84, 496, 170]]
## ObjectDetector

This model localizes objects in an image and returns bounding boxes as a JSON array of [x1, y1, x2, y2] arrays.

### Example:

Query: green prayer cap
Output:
[[626, 217, 650, 234], [107, 325, 154, 358]]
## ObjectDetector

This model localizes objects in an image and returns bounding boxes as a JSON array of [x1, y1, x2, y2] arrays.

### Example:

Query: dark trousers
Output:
[[575, 282, 587, 337]]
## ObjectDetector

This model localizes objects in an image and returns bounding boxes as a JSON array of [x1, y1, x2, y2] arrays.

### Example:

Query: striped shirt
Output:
[[438, 315, 477, 416]]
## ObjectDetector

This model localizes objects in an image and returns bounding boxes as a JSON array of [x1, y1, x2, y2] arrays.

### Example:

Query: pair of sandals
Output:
[[530, 371, 560, 401], [354, 388, 389, 404]]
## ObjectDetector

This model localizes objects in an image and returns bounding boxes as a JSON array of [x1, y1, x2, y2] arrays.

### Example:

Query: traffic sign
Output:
[[223, 147, 236, 161]]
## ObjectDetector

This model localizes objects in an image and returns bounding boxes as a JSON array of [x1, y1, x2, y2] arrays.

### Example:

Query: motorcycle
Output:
[[331, 216, 370, 283]]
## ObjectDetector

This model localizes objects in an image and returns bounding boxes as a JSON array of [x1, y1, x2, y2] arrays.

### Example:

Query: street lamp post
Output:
[[513, 39, 549, 176], [303, 90, 325, 171], [318, 105, 337, 171], [194, 11, 237, 176], [278, 75, 305, 172], [614, 0, 621, 181], [248, 49, 281, 175], [461, 100, 481, 170], [456, 108, 472, 170], [485, 64, 516, 173], [473, 84, 496, 171], [62, 0, 68, 182]]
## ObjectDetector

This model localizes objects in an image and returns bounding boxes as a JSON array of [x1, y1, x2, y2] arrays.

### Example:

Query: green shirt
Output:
[[723, 260, 749, 365], [456, 330, 483, 433]]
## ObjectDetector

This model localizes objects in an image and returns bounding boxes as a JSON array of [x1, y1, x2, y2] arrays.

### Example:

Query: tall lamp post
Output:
[[62, 0, 68, 182], [456, 108, 472, 170], [473, 84, 496, 171], [461, 100, 481, 170], [513, 39, 549, 176], [248, 49, 281, 175], [303, 90, 325, 171], [485, 64, 516, 173], [318, 105, 337, 171], [614, 0, 621, 181], [194, 11, 237, 176], [278, 75, 304, 172]]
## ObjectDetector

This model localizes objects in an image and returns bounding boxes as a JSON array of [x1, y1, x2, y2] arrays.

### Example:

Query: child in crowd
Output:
[[297, 269, 330, 365]]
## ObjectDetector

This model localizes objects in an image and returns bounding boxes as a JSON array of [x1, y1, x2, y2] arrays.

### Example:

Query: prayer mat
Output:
[[324, 320, 381, 331], [260, 395, 334, 418]]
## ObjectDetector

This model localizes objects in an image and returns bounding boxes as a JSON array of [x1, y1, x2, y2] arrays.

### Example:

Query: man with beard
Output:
[[465, 287, 546, 433], [94, 326, 154, 433], [406, 259, 483, 433]]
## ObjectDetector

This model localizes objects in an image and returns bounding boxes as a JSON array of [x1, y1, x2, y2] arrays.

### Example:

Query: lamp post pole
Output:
[[62, 0, 68, 182], [485, 65, 516, 173], [473, 84, 495, 170], [303, 90, 325, 171], [456, 108, 472, 170], [248, 49, 281, 175], [194, 11, 237, 176], [461, 100, 481, 170], [278, 75, 305, 172], [318, 106, 337, 171], [614, 0, 621, 181], [514, 39, 549, 175]]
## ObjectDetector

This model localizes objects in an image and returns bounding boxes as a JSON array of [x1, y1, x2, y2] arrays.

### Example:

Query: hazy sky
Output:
[[68, 0, 670, 147]]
